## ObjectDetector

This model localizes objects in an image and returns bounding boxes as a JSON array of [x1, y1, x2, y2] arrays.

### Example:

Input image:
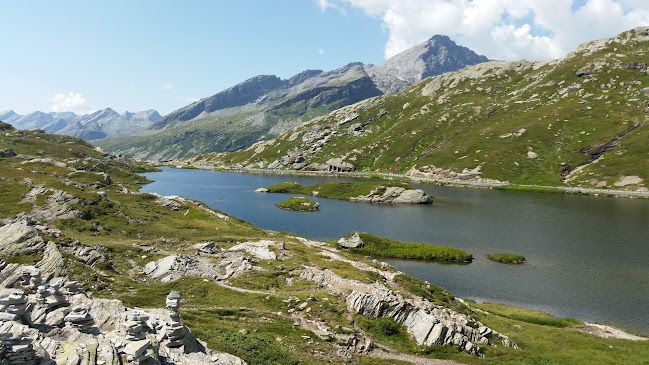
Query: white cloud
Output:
[[49, 92, 94, 113], [317, 48, 326, 55], [162, 83, 174, 91], [323, 0, 649, 61], [316, 0, 336, 11]]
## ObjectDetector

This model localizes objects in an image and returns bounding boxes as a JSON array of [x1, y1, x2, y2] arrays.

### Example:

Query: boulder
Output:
[[0, 148, 16, 157], [229, 240, 278, 260], [392, 189, 432, 204], [338, 232, 364, 248], [0, 218, 45, 256]]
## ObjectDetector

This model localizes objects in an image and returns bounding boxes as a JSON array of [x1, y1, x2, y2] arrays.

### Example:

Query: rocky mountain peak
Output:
[[366, 34, 489, 94]]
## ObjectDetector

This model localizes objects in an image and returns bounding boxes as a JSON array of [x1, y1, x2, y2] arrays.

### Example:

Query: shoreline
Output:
[[145, 165, 649, 336], [167, 164, 649, 199]]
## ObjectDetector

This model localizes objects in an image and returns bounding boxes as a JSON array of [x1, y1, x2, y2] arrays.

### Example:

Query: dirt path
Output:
[[367, 348, 468, 365]]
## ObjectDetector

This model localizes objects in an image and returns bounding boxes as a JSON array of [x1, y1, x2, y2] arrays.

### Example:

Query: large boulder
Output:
[[392, 189, 432, 204], [338, 232, 364, 248], [0, 217, 45, 255]]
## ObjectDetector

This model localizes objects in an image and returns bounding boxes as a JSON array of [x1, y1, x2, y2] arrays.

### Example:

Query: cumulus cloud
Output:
[[317, 48, 326, 55], [162, 83, 174, 91], [321, 0, 649, 61], [49, 92, 94, 113]]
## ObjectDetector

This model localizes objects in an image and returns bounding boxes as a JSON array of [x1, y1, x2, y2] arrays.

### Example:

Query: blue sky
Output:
[[2, 0, 648, 116]]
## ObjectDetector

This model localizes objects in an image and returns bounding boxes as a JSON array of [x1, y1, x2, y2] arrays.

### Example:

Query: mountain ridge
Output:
[[183, 26, 649, 190], [4, 108, 161, 140], [99, 34, 490, 160]]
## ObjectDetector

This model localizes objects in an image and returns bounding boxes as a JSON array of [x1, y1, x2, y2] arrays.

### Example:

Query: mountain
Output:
[[99, 35, 489, 160], [365, 34, 490, 94], [185, 27, 649, 190], [2, 108, 161, 140]]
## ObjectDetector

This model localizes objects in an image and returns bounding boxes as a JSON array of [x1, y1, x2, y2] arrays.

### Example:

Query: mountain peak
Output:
[[429, 34, 451, 42], [366, 34, 489, 94]]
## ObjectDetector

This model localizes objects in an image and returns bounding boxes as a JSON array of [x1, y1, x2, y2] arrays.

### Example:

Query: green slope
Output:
[[190, 27, 649, 190]]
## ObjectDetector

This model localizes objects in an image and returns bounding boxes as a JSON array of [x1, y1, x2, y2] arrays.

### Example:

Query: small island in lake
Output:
[[276, 197, 320, 211], [338, 232, 472, 262], [487, 253, 526, 264], [261, 181, 432, 204]]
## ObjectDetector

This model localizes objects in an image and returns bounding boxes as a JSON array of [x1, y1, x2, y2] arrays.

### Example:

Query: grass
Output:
[[343, 232, 473, 262], [265, 181, 415, 201], [355, 315, 417, 352], [487, 253, 526, 264], [276, 197, 319, 211]]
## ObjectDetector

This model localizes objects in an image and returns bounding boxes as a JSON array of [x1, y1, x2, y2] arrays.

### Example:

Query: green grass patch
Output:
[[486, 253, 526, 264], [355, 316, 416, 352], [276, 197, 319, 211], [345, 233, 472, 262], [182, 310, 302, 365], [2, 253, 43, 266]]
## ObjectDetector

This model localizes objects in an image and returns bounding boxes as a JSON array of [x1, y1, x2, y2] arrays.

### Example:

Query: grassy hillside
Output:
[[1, 123, 648, 363], [189, 27, 649, 190]]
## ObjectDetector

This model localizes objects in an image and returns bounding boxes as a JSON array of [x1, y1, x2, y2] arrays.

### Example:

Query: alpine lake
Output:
[[141, 167, 649, 335]]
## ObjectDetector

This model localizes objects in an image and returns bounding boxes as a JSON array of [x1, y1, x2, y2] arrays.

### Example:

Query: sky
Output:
[[1, 0, 648, 116]]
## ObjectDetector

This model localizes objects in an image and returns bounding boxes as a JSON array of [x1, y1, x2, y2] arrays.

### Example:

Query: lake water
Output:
[[141, 167, 649, 334]]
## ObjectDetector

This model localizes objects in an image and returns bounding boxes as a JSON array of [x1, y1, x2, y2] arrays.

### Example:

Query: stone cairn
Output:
[[124, 310, 150, 341], [20, 267, 43, 293], [164, 291, 186, 348], [62, 281, 83, 295], [0, 333, 39, 365], [64, 307, 94, 333], [0, 290, 28, 323]]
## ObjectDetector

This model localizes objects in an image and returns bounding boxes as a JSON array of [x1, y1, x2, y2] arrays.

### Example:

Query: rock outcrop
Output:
[[0, 261, 246, 365], [337, 232, 364, 248], [346, 289, 517, 356], [0, 216, 45, 256], [350, 186, 432, 204]]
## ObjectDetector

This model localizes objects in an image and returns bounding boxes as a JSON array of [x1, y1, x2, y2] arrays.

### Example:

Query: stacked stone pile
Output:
[[64, 307, 94, 333], [163, 291, 186, 348], [0, 291, 28, 322], [0, 333, 40, 365]]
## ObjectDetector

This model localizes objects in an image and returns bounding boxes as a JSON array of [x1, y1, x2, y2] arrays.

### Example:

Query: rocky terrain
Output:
[[0, 108, 160, 141], [1, 121, 648, 364], [186, 27, 649, 190], [98, 36, 489, 161]]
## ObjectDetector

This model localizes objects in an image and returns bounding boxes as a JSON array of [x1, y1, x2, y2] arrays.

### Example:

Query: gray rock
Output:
[[0, 148, 16, 157], [0, 218, 45, 256], [392, 189, 432, 204], [346, 290, 518, 356], [338, 232, 364, 248]]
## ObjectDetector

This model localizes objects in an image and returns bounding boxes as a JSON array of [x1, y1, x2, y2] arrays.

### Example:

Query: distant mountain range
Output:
[[0, 108, 160, 140], [98, 35, 489, 160], [183, 27, 649, 189]]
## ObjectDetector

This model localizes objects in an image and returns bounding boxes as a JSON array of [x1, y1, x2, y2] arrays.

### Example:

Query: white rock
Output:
[[338, 232, 364, 248]]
